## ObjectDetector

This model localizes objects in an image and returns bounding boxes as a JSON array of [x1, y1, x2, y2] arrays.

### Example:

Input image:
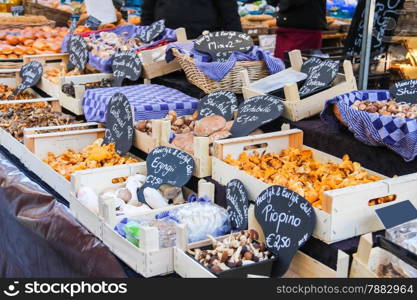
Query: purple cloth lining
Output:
[[166, 41, 285, 82], [62, 25, 177, 73]]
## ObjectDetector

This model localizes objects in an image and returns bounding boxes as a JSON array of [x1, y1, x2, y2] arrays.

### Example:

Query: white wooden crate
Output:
[[174, 233, 349, 278], [349, 233, 417, 278], [70, 162, 215, 277], [133, 120, 162, 154], [211, 129, 417, 243], [70, 163, 148, 239], [23, 53, 69, 98], [160, 120, 211, 178], [241, 50, 358, 122], [58, 73, 113, 115], [21, 123, 142, 204], [140, 28, 187, 83]]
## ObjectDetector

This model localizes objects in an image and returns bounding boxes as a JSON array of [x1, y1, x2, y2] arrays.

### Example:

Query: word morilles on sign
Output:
[[111, 50, 142, 87], [103, 92, 134, 155], [255, 186, 316, 277], [13, 61, 43, 96], [299, 57, 339, 98], [137, 146, 195, 203], [231, 95, 284, 137], [197, 91, 238, 121], [137, 19, 166, 43], [226, 179, 249, 231], [67, 34, 89, 72], [390, 79, 417, 104], [194, 31, 253, 62]]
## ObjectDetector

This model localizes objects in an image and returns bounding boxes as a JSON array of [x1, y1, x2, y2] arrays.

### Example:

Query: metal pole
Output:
[[358, 0, 376, 90]]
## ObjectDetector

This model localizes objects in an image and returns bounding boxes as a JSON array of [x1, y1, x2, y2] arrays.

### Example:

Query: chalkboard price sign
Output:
[[345, 0, 404, 57], [390, 80, 417, 104], [111, 50, 142, 87], [231, 95, 284, 137], [11, 6, 24, 16], [67, 34, 89, 72], [137, 146, 195, 204], [13, 61, 43, 96], [103, 92, 134, 155], [226, 179, 249, 231], [194, 31, 253, 62], [137, 19, 166, 43], [197, 91, 238, 121], [299, 57, 339, 98], [85, 15, 102, 30], [255, 186, 316, 277]]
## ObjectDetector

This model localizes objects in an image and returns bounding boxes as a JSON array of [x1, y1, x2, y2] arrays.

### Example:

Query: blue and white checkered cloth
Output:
[[166, 42, 285, 82], [321, 90, 417, 162], [83, 84, 199, 122], [63, 25, 177, 73]]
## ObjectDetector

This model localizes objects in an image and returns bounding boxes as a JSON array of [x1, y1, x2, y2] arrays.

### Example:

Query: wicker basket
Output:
[[333, 104, 348, 127], [24, 1, 71, 27], [171, 48, 269, 94]]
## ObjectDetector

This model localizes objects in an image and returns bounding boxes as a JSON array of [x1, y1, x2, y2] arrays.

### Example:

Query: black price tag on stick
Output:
[[11, 6, 24, 16], [255, 186, 316, 277], [85, 16, 101, 30], [137, 19, 166, 43], [226, 179, 249, 231], [197, 91, 238, 121], [299, 57, 339, 98], [137, 146, 195, 204], [67, 35, 89, 72], [194, 31, 253, 62], [231, 95, 284, 137], [103, 93, 134, 155], [111, 50, 142, 87], [390, 80, 417, 104], [69, 17, 78, 34], [375, 200, 417, 229], [13, 61, 43, 96]]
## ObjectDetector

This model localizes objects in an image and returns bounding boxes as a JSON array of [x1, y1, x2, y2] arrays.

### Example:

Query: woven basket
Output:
[[24, 1, 71, 27], [171, 48, 269, 94], [333, 104, 348, 127]]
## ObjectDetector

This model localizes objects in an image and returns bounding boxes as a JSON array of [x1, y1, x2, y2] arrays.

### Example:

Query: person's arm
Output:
[[141, 0, 156, 25], [213, 0, 242, 32]]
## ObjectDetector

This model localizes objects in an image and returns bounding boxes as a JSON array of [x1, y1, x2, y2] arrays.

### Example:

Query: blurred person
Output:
[[141, 0, 243, 39], [267, 0, 327, 59]]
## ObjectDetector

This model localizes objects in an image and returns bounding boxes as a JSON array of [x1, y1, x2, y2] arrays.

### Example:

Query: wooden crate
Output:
[[141, 28, 188, 83], [133, 120, 163, 154], [21, 123, 142, 203], [58, 73, 113, 115], [174, 233, 349, 278], [23, 53, 69, 98], [70, 163, 148, 239], [349, 233, 417, 278], [160, 120, 212, 178], [0, 70, 60, 161], [71, 164, 215, 240], [241, 50, 358, 122], [211, 129, 417, 243], [93, 181, 214, 277], [0, 98, 60, 163]]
